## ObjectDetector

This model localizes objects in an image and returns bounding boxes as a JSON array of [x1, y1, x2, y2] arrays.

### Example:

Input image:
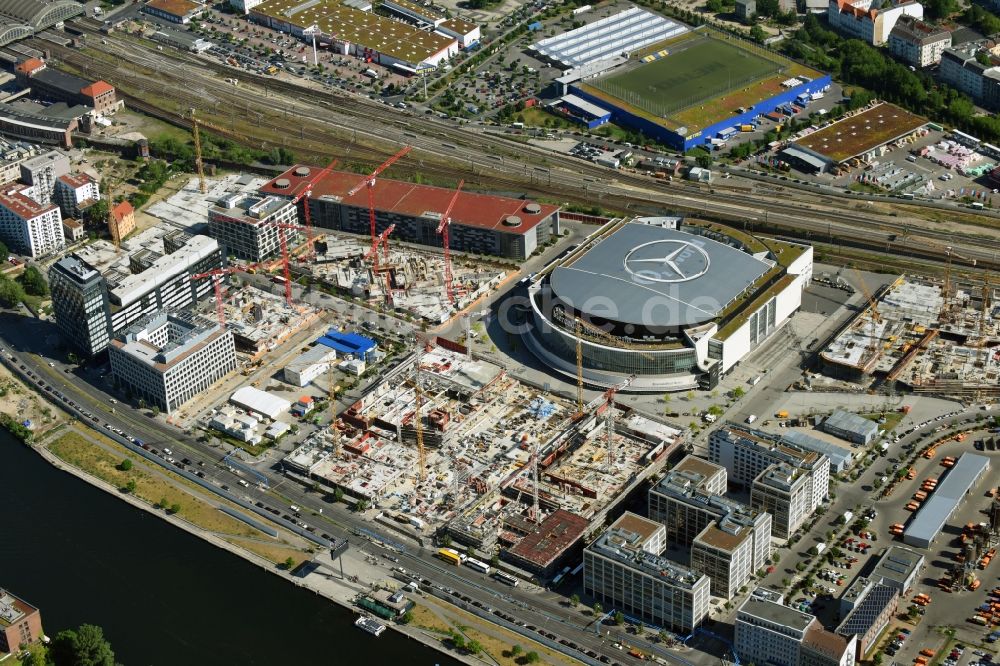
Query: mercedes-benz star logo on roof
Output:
[[623, 240, 710, 283]]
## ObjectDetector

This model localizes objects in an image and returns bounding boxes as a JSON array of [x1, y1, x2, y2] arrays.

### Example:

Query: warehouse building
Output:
[[283, 346, 337, 387], [584, 512, 710, 632], [109, 310, 236, 414], [381, 0, 480, 49], [781, 430, 853, 474], [142, 0, 205, 24], [208, 193, 294, 262], [835, 580, 898, 657], [230, 385, 291, 419], [903, 452, 991, 548], [867, 546, 924, 593], [0, 100, 79, 147], [249, 0, 458, 70], [822, 410, 879, 445], [260, 166, 561, 261], [15, 58, 119, 115], [316, 330, 377, 362]]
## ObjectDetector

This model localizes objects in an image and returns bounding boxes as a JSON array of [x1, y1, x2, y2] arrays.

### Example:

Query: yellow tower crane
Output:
[[412, 337, 430, 483], [192, 118, 207, 195], [328, 363, 339, 459]]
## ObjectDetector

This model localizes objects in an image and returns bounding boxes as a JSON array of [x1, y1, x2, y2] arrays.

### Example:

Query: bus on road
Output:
[[493, 571, 519, 587], [464, 558, 490, 575], [437, 548, 464, 566]]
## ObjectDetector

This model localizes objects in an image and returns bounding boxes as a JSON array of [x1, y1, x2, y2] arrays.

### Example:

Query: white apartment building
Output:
[[736, 596, 857, 666], [752, 462, 813, 538], [19, 150, 70, 205], [207, 194, 295, 262], [709, 423, 830, 510], [888, 15, 951, 67], [648, 455, 771, 599], [0, 185, 63, 257], [54, 172, 100, 219], [109, 310, 236, 414], [584, 512, 710, 632], [827, 0, 923, 46]]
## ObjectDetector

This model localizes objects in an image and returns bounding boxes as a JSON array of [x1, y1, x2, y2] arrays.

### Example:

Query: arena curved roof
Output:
[[0, 0, 81, 27], [549, 222, 771, 328], [0, 0, 82, 46]]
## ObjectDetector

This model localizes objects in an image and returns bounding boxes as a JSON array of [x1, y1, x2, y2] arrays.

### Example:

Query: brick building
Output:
[[0, 588, 43, 653]]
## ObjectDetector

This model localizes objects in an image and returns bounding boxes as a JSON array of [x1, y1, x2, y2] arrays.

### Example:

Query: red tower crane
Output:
[[291, 159, 338, 256], [191, 260, 269, 325], [364, 224, 396, 305], [435, 179, 464, 305], [345, 146, 412, 252]]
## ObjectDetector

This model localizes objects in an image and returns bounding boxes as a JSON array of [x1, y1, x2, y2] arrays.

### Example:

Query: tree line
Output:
[[783, 14, 1000, 143]]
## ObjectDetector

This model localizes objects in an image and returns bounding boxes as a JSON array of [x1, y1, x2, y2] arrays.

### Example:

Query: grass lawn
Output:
[[47, 431, 258, 538], [2, 641, 47, 666], [222, 535, 308, 568], [409, 602, 454, 634], [422, 597, 580, 666], [863, 411, 904, 434], [591, 37, 780, 119]]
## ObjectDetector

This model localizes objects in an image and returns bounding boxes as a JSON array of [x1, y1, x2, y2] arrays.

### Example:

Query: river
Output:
[[0, 430, 457, 665]]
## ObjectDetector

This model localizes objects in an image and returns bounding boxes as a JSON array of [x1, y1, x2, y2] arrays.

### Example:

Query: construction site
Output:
[[282, 340, 686, 576], [306, 231, 509, 324], [819, 273, 1000, 398]]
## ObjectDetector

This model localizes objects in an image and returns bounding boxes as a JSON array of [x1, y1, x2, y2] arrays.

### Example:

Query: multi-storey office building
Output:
[[108, 310, 236, 413], [49, 232, 223, 356], [648, 455, 771, 599], [584, 512, 709, 632], [207, 194, 295, 262], [48, 255, 112, 357], [709, 423, 830, 509], [0, 184, 63, 257], [835, 580, 898, 656], [751, 462, 813, 538], [736, 597, 856, 666]]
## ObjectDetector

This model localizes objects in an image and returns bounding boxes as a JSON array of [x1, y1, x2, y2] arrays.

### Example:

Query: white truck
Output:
[[815, 542, 826, 555], [746, 415, 758, 424]]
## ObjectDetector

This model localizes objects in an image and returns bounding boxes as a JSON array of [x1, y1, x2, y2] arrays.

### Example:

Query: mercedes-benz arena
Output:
[[520, 218, 813, 392]]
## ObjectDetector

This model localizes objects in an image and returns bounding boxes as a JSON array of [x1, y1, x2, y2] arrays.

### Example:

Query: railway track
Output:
[[36, 23, 1000, 271]]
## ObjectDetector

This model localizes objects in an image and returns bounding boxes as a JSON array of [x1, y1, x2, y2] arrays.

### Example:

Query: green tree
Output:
[[332, 487, 344, 502], [157, 497, 168, 509], [399, 611, 413, 624], [168, 502, 181, 514], [924, 0, 957, 19], [151, 406, 160, 417], [451, 632, 466, 650], [750, 24, 766, 44], [593, 602, 602, 616], [440, 534, 452, 548], [19, 265, 47, 296], [84, 199, 108, 227], [0, 274, 25, 307], [731, 386, 745, 399], [467, 639, 483, 655], [48, 624, 116, 666], [119, 458, 133, 472], [283, 556, 296, 570], [0, 239, 7, 260], [695, 154, 713, 169], [614, 611, 625, 625], [124, 479, 136, 494], [511, 645, 523, 658], [525, 651, 541, 664], [570, 593, 580, 607], [873, 652, 884, 666]]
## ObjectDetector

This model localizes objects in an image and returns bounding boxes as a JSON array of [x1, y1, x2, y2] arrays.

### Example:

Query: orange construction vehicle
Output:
[[923, 448, 936, 459], [906, 468, 917, 480], [906, 502, 920, 511], [914, 491, 928, 501]]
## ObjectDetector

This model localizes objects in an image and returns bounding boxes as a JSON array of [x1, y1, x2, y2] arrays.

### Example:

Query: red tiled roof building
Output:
[[260, 166, 561, 261]]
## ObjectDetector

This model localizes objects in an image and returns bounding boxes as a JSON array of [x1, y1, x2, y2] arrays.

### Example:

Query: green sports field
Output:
[[590, 37, 782, 119]]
